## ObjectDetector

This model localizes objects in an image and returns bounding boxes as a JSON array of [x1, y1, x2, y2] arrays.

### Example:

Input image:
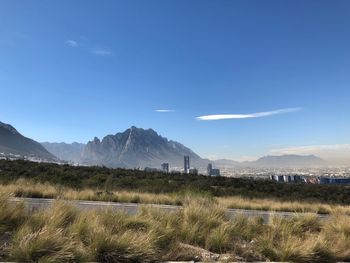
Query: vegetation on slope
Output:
[[1, 160, 350, 205]]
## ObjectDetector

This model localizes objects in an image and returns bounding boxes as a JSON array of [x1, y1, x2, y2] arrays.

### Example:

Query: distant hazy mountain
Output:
[[41, 142, 85, 162], [0, 121, 56, 160], [80, 126, 205, 168], [213, 159, 240, 167], [242, 154, 326, 167]]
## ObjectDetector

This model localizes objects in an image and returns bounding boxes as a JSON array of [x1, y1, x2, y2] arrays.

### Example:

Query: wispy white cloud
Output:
[[155, 109, 175, 112], [196, 107, 301, 121], [65, 39, 78, 47], [64, 39, 114, 57], [90, 48, 114, 56]]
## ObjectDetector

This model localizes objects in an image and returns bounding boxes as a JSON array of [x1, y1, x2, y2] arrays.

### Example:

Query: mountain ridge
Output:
[[211, 154, 326, 168], [0, 121, 56, 160], [242, 154, 325, 167]]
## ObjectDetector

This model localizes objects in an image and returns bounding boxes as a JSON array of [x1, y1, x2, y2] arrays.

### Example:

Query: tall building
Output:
[[184, 156, 190, 174], [207, 163, 220, 176], [207, 163, 213, 176], [161, 163, 169, 173]]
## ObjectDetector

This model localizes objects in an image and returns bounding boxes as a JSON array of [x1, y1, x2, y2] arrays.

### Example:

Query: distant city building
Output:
[[161, 163, 169, 173], [293, 175, 302, 182], [271, 175, 305, 184], [319, 177, 350, 185], [189, 168, 198, 175], [144, 167, 160, 173], [283, 175, 292, 183], [184, 156, 190, 174], [207, 163, 213, 176], [207, 163, 220, 176], [211, 168, 221, 176]]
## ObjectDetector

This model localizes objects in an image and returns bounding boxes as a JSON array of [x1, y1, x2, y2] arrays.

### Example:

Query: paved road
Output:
[[9, 197, 329, 223]]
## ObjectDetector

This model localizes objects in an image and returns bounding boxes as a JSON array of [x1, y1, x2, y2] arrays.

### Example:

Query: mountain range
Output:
[[41, 127, 326, 168], [0, 121, 327, 169]]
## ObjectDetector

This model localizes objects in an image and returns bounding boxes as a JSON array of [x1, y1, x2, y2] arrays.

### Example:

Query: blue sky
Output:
[[1, 0, 350, 161]]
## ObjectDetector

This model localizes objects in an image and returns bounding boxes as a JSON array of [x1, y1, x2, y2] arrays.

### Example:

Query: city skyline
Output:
[[1, 1, 350, 161]]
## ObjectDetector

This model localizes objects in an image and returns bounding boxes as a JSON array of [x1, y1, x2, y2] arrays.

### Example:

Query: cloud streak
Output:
[[65, 39, 78, 47], [155, 109, 175, 112], [64, 39, 114, 57], [196, 107, 301, 121], [90, 48, 114, 56]]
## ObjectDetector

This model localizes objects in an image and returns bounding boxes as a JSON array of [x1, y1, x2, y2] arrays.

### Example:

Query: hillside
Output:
[[0, 121, 56, 160]]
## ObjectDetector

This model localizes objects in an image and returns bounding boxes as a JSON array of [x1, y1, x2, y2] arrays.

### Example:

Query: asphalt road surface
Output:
[[9, 197, 329, 223]]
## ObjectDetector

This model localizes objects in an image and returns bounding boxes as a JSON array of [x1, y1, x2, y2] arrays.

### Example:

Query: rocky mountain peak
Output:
[[93, 137, 100, 144], [80, 126, 203, 168]]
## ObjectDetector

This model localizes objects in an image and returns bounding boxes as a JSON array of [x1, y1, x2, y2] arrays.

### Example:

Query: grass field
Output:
[[1, 195, 350, 262], [2, 179, 350, 215]]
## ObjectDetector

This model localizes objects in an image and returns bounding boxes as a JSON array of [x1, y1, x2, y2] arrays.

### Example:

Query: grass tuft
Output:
[[0, 195, 27, 232], [10, 226, 83, 263]]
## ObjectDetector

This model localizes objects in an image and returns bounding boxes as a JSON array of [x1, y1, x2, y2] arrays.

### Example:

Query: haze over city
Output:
[[1, 0, 350, 163]]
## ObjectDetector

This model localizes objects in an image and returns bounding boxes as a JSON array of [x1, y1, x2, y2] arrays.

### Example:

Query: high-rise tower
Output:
[[207, 163, 213, 176], [161, 163, 169, 173], [184, 156, 190, 174]]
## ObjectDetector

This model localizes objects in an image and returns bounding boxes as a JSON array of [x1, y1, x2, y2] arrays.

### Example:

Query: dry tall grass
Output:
[[218, 196, 350, 214], [2, 179, 350, 216], [0, 194, 27, 232], [1, 195, 350, 262], [0, 178, 183, 205]]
